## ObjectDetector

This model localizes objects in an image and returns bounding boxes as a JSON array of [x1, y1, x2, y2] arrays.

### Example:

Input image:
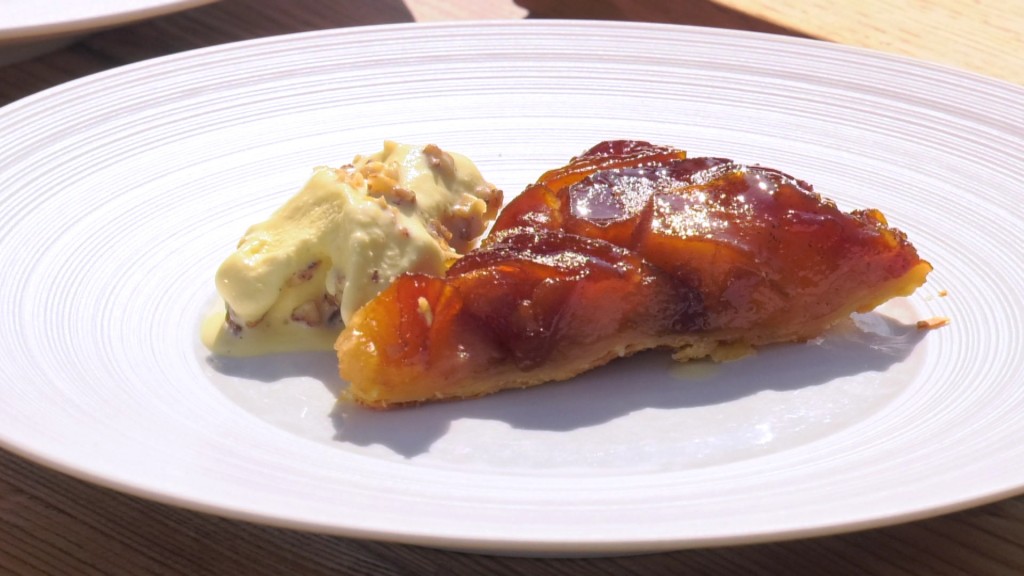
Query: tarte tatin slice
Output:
[[336, 141, 932, 407]]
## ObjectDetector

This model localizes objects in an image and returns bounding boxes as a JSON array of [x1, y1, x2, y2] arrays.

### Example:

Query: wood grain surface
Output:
[[2, 0, 1023, 574]]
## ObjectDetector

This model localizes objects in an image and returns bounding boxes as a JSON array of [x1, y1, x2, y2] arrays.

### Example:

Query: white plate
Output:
[[1, 21, 1022, 556], [0, 0, 217, 65]]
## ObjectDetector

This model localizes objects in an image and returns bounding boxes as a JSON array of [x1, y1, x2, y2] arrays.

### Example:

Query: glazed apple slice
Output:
[[337, 230, 704, 406]]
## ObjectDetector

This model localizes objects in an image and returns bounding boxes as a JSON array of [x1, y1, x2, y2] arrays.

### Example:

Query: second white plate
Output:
[[0, 0, 217, 64]]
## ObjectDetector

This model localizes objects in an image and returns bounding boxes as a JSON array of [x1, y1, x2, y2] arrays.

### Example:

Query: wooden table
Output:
[[2, 1, 1022, 574]]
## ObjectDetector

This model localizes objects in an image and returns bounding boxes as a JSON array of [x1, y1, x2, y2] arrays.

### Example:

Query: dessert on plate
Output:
[[202, 141, 502, 356], [336, 140, 932, 407]]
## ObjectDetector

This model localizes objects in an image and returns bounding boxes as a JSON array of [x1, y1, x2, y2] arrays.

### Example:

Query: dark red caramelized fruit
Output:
[[337, 141, 932, 407]]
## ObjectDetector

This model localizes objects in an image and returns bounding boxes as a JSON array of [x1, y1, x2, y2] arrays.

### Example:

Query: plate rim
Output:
[[0, 0, 219, 43]]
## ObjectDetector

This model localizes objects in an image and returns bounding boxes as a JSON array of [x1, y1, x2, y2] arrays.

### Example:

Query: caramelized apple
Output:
[[337, 141, 931, 407], [337, 230, 704, 406]]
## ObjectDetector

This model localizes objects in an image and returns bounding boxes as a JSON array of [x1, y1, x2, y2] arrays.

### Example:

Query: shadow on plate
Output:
[[330, 312, 925, 458], [206, 350, 345, 395]]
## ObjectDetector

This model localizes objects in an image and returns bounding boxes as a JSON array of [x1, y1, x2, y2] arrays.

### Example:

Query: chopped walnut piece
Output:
[[366, 173, 398, 197], [225, 311, 244, 336], [362, 168, 416, 205], [322, 294, 341, 327], [389, 186, 417, 204], [226, 304, 263, 330], [286, 261, 321, 287], [428, 218, 454, 243], [347, 170, 366, 189], [291, 300, 323, 326], [442, 193, 492, 252], [916, 316, 950, 330], [291, 296, 342, 327], [474, 183, 504, 216], [423, 144, 456, 179]]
